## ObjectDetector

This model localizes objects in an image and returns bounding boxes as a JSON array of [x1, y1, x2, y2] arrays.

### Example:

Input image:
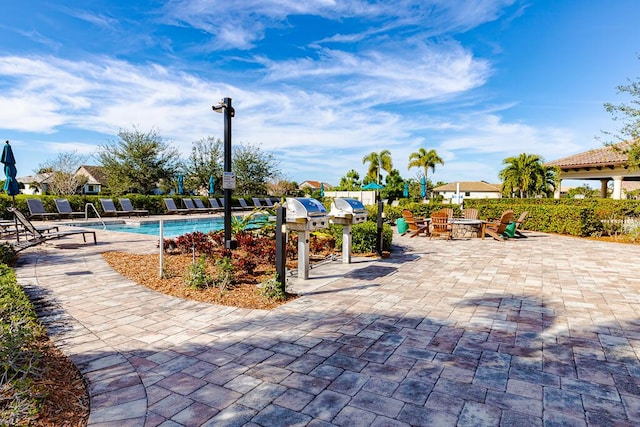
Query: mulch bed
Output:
[[102, 251, 297, 310], [31, 336, 90, 426]]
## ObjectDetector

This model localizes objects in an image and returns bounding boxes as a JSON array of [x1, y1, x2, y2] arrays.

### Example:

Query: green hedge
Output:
[[461, 198, 640, 237], [0, 263, 45, 424], [327, 221, 394, 253]]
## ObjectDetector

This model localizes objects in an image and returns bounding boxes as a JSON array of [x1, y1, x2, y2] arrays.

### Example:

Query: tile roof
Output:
[[545, 141, 634, 169]]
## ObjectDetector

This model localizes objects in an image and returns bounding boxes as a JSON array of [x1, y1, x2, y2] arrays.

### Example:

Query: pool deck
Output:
[[8, 218, 640, 426]]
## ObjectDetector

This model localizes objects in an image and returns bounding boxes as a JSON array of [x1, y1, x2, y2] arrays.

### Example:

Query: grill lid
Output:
[[331, 198, 366, 213], [285, 197, 327, 218]]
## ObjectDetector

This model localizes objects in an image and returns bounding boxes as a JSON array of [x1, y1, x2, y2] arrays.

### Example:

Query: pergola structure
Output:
[[545, 141, 640, 199]]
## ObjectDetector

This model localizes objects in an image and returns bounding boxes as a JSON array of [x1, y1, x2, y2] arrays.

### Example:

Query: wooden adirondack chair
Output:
[[514, 211, 529, 238], [430, 211, 452, 240], [401, 209, 429, 238], [482, 209, 515, 241]]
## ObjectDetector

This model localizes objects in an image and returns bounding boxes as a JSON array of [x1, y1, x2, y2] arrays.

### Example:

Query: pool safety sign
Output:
[[223, 172, 236, 190]]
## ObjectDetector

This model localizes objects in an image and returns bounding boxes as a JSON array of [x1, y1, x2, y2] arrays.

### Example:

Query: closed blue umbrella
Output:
[[1, 141, 19, 202], [209, 175, 215, 196], [319, 182, 324, 198], [177, 174, 184, 195], [420, 176, 427, 198], [403, 181, 409, 198]]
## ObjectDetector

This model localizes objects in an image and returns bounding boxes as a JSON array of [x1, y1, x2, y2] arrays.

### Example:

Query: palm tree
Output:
[[407, 148, 444, 196], [500, 153, 555, 198], [362, 150, 393, 184]]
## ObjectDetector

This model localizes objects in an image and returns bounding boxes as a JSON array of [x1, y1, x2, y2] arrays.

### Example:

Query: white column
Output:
[[554, 179, 562, 199], [612, 176, 623, 200]]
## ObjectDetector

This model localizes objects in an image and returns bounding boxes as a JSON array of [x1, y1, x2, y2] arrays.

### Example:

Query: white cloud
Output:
[[161, 0, 516, 50], [0, 49, 580, 185]]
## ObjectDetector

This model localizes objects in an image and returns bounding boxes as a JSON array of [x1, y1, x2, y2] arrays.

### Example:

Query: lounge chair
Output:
[[26, 199, 59, 220], [101, 198, 134, 217], [514, 211, 529, 238], [430, 211, 452, 240], [238, 198, 251, 210], [163, 198, 190, 214], [252, 197, 263, 208], [119, 198, 149, 216], [262, 198, 274, 207], [191, 198, 217, 213], [482, 209, 515, 241], [183, 198, 209, 213], [218, 198, 243, 211], [8, 207, 96, 251], [54, 199, 85, 219], [208, 198, 224, 212], [1, 218, 59, 241], [401, 209, 429, 238]]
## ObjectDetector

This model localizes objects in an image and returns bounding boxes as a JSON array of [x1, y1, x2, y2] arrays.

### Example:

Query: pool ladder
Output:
[[85, 203, 107, 230]]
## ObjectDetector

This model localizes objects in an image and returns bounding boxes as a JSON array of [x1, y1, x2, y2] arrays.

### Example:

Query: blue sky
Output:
[[1, 1, 639, 187]]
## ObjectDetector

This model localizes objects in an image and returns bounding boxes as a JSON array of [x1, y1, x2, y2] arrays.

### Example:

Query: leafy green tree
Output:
[[407, 148, 444, 193], [566, 184, 599, 199], [337, 169, 361, 190], [499, 153, 556, 198], [38, 151, 89, 195], [232, 142, 280, 195], [266, 180, 299, 197], [381, 169, 404, 199], [97, 127, 180, 195], [362, 150, 392, 184], [603, 59, 640, 168], [185, 136, 223, 194]]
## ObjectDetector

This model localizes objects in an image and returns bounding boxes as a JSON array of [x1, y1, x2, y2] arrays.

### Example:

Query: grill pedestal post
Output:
[[298, 230, 310, 279], [342, 224, 352, 264], [330, 216, 354, 264]]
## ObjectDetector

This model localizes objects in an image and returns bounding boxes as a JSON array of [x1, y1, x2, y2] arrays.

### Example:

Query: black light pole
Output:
[[212, 97, 237, 250]]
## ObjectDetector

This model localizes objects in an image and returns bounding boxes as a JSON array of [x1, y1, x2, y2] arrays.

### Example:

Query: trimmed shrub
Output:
[[329, 221, 393, 253], [0, 263, 45, 424]]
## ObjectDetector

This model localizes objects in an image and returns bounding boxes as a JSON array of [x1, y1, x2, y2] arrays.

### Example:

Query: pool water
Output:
[[75, 216, 267, 238]]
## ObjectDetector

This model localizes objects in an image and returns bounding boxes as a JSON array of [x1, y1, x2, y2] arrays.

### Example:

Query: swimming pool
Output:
[[73, 216, 267, 238]]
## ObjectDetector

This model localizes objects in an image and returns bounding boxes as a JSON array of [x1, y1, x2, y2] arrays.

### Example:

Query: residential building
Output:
[[16, 173, 53, 195], [298, 180, 333, 192], [433, 181, 502, 202], [75, 165, 108, 194]]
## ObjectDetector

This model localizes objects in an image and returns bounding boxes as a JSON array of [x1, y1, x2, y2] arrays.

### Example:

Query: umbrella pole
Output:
[[12, 195, 20, 242]]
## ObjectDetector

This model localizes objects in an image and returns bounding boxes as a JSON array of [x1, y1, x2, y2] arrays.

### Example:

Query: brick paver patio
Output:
[[12, 225, 640, 426]]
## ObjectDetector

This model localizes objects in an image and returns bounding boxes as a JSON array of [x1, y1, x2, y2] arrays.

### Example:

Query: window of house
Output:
[[87, 185, 95, 192], [465, 192, 471, 196]]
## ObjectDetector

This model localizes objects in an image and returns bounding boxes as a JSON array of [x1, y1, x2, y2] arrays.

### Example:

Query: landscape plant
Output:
[[184, 256, 214, 289], [0, 263, 44, 425], [258, 273, 286, 301], [0, 242, 17, 265], [215, 256, 235, 291]]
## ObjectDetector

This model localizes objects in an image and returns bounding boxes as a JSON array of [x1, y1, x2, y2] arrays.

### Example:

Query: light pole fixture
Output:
[[212, 97, 237, 250]]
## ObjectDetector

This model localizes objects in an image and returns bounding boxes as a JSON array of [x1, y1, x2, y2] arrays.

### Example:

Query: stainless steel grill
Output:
[[284, 197, 329, 231], [329, 198, 368, 225]]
